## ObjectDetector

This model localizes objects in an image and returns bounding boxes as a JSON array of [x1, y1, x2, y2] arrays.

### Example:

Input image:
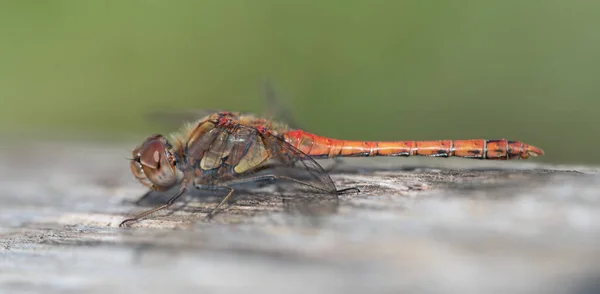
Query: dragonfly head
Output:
[[130, 134, 181, 191]]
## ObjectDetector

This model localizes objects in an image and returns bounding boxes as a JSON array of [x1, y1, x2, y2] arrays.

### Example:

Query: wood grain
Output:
[[1, 141, 599, 294]]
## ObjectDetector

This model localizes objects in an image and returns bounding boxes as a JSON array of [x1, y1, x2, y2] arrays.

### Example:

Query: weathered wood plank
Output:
[[1, 142, 599, 294]]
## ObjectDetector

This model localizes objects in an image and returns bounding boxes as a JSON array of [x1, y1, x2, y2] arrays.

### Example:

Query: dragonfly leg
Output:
[[119, 186, 187, 227], [204, 187, 234, 220], [337, 186, 360, 195], [202, 175, 357, 219]]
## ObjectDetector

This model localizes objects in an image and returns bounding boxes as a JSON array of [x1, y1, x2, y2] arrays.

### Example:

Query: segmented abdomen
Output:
[[282, 130, 544, 160]]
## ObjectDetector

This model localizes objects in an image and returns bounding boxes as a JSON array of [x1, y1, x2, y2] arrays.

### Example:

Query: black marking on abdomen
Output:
[[486, 139, 504, 143], [436, 149, 449, 157]]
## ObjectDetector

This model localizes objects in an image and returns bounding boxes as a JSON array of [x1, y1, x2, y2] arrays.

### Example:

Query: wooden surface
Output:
[[1, 141, 600, 294]]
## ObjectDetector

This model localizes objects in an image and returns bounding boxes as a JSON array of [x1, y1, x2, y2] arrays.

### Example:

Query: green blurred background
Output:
[[0, 1, 598, 164]]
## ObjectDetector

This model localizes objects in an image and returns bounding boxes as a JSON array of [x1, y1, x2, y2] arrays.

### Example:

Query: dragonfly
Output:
[[120, 110, 544, 227]]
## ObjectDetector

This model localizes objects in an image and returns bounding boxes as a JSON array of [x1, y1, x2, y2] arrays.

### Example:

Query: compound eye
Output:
[[132, 135, 179, 190], [138, 139, 165, 169]]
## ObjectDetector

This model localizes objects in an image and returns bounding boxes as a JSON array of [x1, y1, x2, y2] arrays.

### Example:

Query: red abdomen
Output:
[[282, 130, 544, 160]]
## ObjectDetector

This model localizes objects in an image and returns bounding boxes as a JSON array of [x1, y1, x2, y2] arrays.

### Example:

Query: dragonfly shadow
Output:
[[320, 158, 576, 176], [123, 180, 341, 221], [320, 159, 441, 175]]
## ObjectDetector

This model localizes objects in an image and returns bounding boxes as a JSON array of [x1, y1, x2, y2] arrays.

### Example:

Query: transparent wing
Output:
[[143, 81, 301, 130], [258, 129, 338, 194], [187, 122, 337, 193], [262, 80, 302, 129], [255, 128, 341, 216], [182, 121, 340, 216], [145, 109, 222, 128], [263, 80, 346, 171]]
